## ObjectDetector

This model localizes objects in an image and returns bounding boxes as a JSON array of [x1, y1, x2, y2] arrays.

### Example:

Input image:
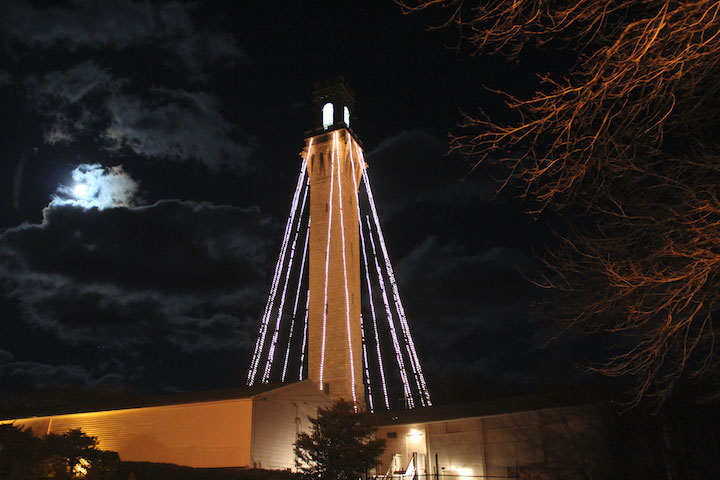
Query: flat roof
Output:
[[373, 390, 607, 426], [2, 381, 300, 420]]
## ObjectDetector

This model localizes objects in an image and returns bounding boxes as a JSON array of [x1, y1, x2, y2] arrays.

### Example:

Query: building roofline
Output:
[[1, 381, 308, 420], [373, 389, 610, 427]]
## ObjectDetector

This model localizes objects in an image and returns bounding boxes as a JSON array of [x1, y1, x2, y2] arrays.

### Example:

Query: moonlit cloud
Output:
[[104, 89, 253, 171], [51, 163, 139, 209], [25, 61, 123, 144]]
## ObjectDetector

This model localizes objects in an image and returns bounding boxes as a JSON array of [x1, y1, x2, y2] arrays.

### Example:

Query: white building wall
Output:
[[377, 404, 598, 480], [481, 411, 544, 477], [427, 419, 486, 479], [250, 380, 333, 470]]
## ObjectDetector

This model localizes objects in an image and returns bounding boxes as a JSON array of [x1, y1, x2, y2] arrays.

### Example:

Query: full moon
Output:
[[73, 183, 88, 197]]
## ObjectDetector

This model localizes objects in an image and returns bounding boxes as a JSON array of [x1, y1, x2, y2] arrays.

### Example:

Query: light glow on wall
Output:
[[73, 457, 90, 477], [449, 466, 473, 480]]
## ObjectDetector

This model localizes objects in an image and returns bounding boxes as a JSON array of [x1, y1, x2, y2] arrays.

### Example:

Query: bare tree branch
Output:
[[399, 0, 720, 407]]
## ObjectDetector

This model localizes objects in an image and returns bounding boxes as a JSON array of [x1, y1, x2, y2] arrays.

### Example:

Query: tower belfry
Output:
[[247, 78, 431, 412], [305, 78, 364, 406]]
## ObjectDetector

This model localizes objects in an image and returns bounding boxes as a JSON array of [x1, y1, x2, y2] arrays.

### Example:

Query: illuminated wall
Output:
[[251, 380, 333, 469], [6, 398, 253, 468], [2, 380, 331, 470], [376, 404, 600, 479], [306, 128, 365, 407]]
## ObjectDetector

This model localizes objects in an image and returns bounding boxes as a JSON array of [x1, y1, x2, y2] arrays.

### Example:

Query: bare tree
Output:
[[396, 0, 720, 406]]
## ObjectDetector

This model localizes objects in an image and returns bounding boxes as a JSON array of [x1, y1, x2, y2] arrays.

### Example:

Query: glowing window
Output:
[[322, 103, 334, 130], [344, 106, 350, 126]]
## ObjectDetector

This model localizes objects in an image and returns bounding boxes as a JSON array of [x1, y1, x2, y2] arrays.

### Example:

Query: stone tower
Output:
[[303, 78, 365, 407]]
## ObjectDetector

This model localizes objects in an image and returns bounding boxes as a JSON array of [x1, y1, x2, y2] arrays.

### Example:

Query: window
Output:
[[322, 103, 334, 130], [387, 432, 397, 438], [344, 106, 350, 126]]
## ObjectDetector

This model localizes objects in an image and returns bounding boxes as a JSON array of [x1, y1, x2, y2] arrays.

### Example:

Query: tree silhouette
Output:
[[0, 424, 41, 479], [295, 400, 385, 480], [0, 424, 118, 479], [396, 0, 720, 407]]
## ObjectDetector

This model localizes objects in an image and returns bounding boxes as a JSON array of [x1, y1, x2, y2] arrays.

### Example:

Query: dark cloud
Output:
[[0, 359, 92, 389], [396, 237, 537, 349], [0, 0, 245, 75], [1, 0, 176, 49], [0, 70, 11, 86], [366, 129, 494, 215], [0, 201, 276, 354], [0, 348, 131, 391], [25, 61, 122, 143], [0, 349, 13, 363], [171, 32, 249, 79], [104, 89, 254, 171]]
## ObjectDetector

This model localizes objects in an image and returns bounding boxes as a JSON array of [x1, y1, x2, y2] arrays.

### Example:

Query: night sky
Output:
[[0, 1, 589, 410]]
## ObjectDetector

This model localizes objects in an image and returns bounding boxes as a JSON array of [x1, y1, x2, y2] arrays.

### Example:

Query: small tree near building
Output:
[[0, 424, 118, 479], [295, 400, 385, 480]]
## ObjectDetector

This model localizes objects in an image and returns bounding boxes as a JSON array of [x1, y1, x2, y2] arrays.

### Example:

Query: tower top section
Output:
[[311, 76, 356, 135]]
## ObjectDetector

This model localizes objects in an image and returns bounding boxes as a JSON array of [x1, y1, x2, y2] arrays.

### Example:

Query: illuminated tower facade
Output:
[[304, 78, 365, 407]]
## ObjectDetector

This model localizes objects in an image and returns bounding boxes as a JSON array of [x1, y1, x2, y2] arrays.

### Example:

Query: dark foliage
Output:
[[116, 463, 302, 480], [0, 424, 118, 479]]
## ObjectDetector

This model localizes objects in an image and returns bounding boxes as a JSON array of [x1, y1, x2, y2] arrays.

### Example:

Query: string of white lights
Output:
[[281, 195, 311, 382], [361, 163, 432, 406], [248, 144, 312, 385], [319, 135, 336, 390], [365, 214, 414, 407], [262, 170, 311, 383], [299, 294, 309, 380], [359, 215, 390, 410], [334, 132, 358, 405], [292, 207, 311, 319], [360, 314, 375, 413], [363, 171, 429, 407], [348, 133, 390, 411]]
